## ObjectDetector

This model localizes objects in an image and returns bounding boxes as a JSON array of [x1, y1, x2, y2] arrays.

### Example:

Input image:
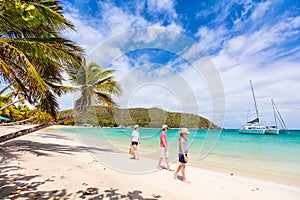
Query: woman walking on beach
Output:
[[174, 128, 190, 183], [157, 125, 172, 171], [130, 125, 140, 160]]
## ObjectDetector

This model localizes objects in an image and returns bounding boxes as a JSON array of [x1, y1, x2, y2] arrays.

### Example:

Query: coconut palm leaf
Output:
[[0, 0, 85, 117], [0, 0, 75, 37], [72, 62, 121, 112]]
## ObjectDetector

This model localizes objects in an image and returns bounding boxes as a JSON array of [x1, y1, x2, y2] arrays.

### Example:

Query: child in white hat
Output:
[[174, 128, 190, 183]]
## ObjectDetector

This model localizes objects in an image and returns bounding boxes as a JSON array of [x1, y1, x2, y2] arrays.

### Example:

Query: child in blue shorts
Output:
[[174, 128, 190, 183]]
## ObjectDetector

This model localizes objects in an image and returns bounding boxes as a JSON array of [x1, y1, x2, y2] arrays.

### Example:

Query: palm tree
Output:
[[0, 0, 84, 117], [0, 62, 121, 143], [69, 62, 121, 112], [0, 0, 85, 142]]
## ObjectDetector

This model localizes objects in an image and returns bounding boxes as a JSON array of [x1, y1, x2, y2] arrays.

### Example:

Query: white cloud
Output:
[[195, 26, 228, 52], [113, 63, 212, 117], [250, 0, 272, 21], [99, 2, 149, 36], [237, 0, 254, 20], [63, 12, 104, 53], [164, 21, 184, 33], [147, 0, 177, 19]]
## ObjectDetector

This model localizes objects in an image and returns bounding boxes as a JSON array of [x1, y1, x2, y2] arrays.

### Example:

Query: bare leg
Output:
[[174, 165, 182, 179], [133, 145, 137, 159], [165, 158, 173, 171], [181, 164, 186, 180], [157, 157, 163, 170], [135, 150, 139, 160], [181, 164, 191, 183]]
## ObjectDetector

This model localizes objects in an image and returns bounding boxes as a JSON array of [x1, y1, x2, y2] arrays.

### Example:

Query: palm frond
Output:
[[0, 39, 48, 93], [0, 0, 76, 38], [71, 62, 121, 112], [94, 92, 117, 106], [37, 90, 59, 118]]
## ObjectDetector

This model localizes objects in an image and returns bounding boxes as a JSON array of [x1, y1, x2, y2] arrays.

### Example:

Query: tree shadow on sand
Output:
[[0, 169, 161, 199], [0, 164, 162, 199], [0, 139, 116, 163], [0, 140, 162, 199], [0, 166, 55, 199], [2, 186, 162, 199]]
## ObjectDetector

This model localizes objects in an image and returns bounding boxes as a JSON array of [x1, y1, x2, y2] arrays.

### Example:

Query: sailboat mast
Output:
[[249, 80, 259, 120], [274, 101, 288, 130], [271, 99, 278, 127]]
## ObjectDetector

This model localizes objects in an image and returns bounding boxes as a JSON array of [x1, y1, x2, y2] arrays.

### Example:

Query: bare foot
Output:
[[183, 179, 191, 184], [157, 167, 163, 170], [173, 174, 178, 179], [167, 168, 174, 171]]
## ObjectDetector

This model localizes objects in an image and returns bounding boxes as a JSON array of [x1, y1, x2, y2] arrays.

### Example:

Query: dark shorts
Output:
[[131, 141, 138, 146], [179, 153, 188, 163]]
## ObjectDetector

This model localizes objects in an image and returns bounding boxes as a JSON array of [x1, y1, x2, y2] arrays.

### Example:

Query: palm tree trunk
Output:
[[0, 115, 74, 143], [0, 116, 38, 126]]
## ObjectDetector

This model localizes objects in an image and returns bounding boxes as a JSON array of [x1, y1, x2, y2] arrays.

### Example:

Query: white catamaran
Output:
[[239, 80, 266, 135], [265, 99, 288, 135], [239, 81, 288, 135]]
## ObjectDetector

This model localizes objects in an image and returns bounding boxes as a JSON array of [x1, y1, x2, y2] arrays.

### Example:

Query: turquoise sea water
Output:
[[52, 127, 300, 179]]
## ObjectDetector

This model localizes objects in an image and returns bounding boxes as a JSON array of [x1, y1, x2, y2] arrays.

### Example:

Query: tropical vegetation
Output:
[[0, 0, 85, 142], [0, 94, 53, 123], [59, 107, 220, 129], [0, 0, 84, 118]]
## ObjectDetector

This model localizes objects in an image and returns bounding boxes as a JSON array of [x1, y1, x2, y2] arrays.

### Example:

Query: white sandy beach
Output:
[[1, 125, 300, 199], [0, 125, 36, 136]]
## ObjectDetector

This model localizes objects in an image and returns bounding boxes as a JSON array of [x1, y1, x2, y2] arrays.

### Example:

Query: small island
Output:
[[59, 107, 220, 129]]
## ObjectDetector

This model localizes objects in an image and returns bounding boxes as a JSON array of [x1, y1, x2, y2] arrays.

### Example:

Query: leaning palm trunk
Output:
[[0, 98, 25, 111], [0, 116, 37, 126], [0, 115, 74, 143]]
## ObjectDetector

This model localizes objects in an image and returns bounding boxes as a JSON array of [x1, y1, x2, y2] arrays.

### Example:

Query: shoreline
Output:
[[190, 162, 300, 188], [1, 125, 300, 199], [47, 125, 300, 187], [48, 125, 300, 188]]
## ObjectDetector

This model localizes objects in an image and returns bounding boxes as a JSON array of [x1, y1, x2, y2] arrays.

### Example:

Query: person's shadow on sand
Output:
[[174, 175, 191, 184], [174, 175, 183, 181]]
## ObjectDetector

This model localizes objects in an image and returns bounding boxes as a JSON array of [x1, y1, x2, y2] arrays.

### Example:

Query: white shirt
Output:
[[131, 130, 139, 142]]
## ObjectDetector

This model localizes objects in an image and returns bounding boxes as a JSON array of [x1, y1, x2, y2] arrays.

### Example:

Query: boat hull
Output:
[[238, 129, 265, 135], [279, 129, 286, 134], [265, 129, 279, 135]]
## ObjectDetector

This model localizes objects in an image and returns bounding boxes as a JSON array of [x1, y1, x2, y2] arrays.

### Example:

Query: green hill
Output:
[[59, 107, 220, 129]]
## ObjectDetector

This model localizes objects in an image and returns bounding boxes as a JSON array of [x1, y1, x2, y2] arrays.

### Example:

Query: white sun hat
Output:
[[162, 124, 168, 129], [134, 125, 139, 129], [180, 128, 189, 134]]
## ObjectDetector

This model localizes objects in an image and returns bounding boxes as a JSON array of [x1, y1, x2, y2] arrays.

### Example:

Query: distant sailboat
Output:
[[239, 80, 266, 134], [265, 99, 288, 135]]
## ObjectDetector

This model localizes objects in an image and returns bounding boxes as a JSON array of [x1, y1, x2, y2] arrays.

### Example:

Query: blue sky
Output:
[[59, 0, 300, 129]]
